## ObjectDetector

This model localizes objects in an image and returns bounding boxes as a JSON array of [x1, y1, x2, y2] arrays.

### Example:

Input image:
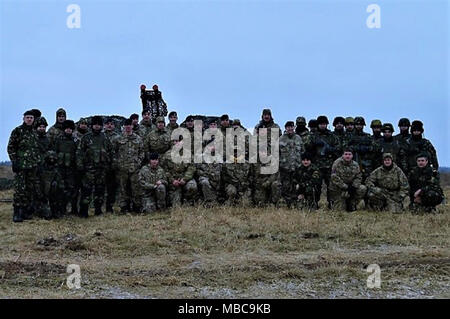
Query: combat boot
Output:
[[13, 206, 23, 223], [79, 204, 89, 218]]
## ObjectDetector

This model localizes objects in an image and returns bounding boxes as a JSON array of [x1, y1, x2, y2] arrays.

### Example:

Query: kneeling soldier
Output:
[[294, 153, 322, 210], [366, 153, 409, 213], [138, 153, 168, 213]]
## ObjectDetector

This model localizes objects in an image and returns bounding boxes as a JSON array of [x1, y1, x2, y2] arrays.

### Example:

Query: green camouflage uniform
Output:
[[408, 165, 444, 211], [138, 164, 168, 213], [144, 126, 171, 158], [35, 124, 53, 218], [293, 164, 322, 210], [378, 136, 407, 173], [8, 123, 42, 216], [112, 132, 144, 211], [40, 151, 64, 218], [166, 122, 179, 136], [332, 129, 346, 148], [161, 149, 197, 207], [222, 157, 253, 206], [196, 162, 222, 204], [404, 136, 439, 174], [366, 163, 409, 212], [47, 108, 66, 144], [76, 130, 113, 213], [329, 157, 367, 211], [104, 129, 120, 210], [252, 162, 281, 206], [138, 119, 155, 138], [279, 131, 303, 205]]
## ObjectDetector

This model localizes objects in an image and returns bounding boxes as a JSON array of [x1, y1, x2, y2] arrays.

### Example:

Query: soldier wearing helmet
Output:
[[332, 116, 346, 146], [370, 119, 383, 142], [378, 123, 407, 173], [404, 120, 439, 173], [295, 116, 309, 144]]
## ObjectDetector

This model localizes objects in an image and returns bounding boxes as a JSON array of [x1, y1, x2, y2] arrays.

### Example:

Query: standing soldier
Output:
[[344, 116, 380, 182], [104, 117, 120, 213], [279, 121, 303, 206], [161, 135, 198, 207], [328, 149, 367, 211], [76, 116, 113, 217], [378, 123, 407, 173], [252, 150, 281, 207], [219, 114, 232, 161], [54, 120, 79, 216], [253, 108, 282, 155], [8, 110, 42, 222], [112, 118, 145, 214], [138, 153, 168, 213], [145, 116, 171, 159], [130, 113, 140, 135], [73, 118, 90, 142], [366, 153, 409, 213], [138, 108, 154, 138], [293, 153, 322, 210], [304, 115, 341, 206], [35, 116, 53, 219], [394, 118, 411, 144], [71, 117, 90, 215], [166, 111, 179, 136], [308, 119, 318, 134], [409, 154, 444, 212], [370, 119, 383, 142], [295, 116, 309, 144], [344, 117, 355, 136], [47, 108, 67, 144], [332, 116, 346, 147], [404, 120, 439, 174]]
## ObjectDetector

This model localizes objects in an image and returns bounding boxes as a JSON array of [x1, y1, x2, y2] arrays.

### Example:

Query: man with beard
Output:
[[293, 153, 322, 210], [366, 153, 409, 213]]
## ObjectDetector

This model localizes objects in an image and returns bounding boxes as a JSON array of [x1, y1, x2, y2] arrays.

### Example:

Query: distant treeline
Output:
[[0, 161, 11, 166]]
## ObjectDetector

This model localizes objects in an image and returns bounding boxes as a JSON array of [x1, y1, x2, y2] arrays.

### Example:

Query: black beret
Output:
[[63, 120, 75, 130], [124, 118, 133, 126], [149, 152, 159, 160]]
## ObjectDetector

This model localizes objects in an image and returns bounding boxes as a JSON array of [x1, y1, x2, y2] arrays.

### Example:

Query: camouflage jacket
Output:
[[145, 127, 171, 156], [112, 133, 144, 173], [294, 164, 322, 195], [7, 123, 41, 170], [252, 162, 280, 187], [222, 159, 253, 191], [304, 129, 341, 169], [366, 164, 409, 198], [404, 136, 439, 172], [104, 130, 120, 144], [196, 162, 222, 190], [253, 120, 282, 153], [138, 164, 168, 193], [378, 137, 407, 173], [73, 128, 90, 143], [138, 120, 155, 138], [295, 129, 310, 144], [332, 129, 346, 148], [54, 133, 78, 169], [330, 157, 363, 190], [161, 149, 196, 185], [76, 131, 113, 170], [279, 132, 303, 172], [344, 130, 381, 172], [408, 166, 443, 196], [166, 123, 179, 136], [36, 132, 53, 166], [47, 123, 65, 145]]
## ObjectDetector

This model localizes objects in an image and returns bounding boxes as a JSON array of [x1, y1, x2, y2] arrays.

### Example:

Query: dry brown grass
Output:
[[0, 188, 449, 299]]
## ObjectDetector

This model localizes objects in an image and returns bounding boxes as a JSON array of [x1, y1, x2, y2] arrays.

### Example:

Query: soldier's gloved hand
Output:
[[11, 161, 20, 173]]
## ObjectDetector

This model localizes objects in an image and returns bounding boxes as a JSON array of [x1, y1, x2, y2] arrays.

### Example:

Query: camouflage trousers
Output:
[[367, 188, 405, 213], [328, 184, 367, 211], [59, 168, 77, 213], [295, 192, 319, 211], [280, 169, 297, 205], [224, 184, 252, 206], [141, 184, 167, 213], [198, 177, 219, 203], [81, 169, 106, 208], [169, 179, 198, 208], [318, 166, 332, 203], [105, 168, 118, 208], [40, 168, 64, 216], [13, 167, 41, 210], [117, 170, 141, 210], [253, 180, 281, 206]]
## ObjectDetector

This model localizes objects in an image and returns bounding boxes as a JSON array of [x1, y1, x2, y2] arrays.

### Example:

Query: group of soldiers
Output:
[[7, 106, 445, 222]]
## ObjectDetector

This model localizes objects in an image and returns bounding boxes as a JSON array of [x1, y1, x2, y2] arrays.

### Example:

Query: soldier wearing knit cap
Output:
[[404, 120, 438, 173]]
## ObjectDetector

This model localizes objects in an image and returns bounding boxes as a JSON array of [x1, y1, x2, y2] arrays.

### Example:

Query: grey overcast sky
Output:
[[1, 0, 449, 166]]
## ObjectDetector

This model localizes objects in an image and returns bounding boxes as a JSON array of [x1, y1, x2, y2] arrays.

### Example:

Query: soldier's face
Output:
[[157, 122, 165, 129], [92, 124, 102, 131], [355, 124, 363, 131], [343, 152, 353, 162], [383, 157, 392, 167], [37, 125, 46, 133], [412, 130, 421, 136], [79, 123, 88, 130], [209, 122, 217, 129], [104, 122, 114, 131], [400, 126, 409, 132], [286, 126, 294, 134], [302, 158, 311, 167], [143, 113, 150, 121], [221, 119, 229, 127], [372, 127, 381, 134], [383, 131, 392, 138], [186, 120, 194, 128], [417, 157, 428, 168], [64, 128, 73, 135], [132, 118, 139, 125], [150, 159, 159, 168], [169, 115, 177, 123], [57, 114, 66, 123], [263, 114, 271, 122], [335, 123, 344, 130], [124, 125, 132, 133], [318, 123, 327, 130], [23, 115, 34, 126], [346, 124, 354, 131]]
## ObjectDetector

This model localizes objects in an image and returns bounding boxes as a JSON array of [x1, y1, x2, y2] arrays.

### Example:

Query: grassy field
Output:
[[0, 187, 449, 299]]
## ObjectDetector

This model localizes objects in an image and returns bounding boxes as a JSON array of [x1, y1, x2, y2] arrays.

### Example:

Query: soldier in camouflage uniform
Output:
[[40, 150, 64, 218], [279, 121, 303, 206], [71, 117, 90, 215], [104, 117, 120, 212], [35, 116, 53, 219], [166, 111, 179, 136], [394, 118, 411, 144], [130, 113, 140, 136], [138, 108, 155, 138], [8, 110, 42, 222], [222, 153, 253, 206], [344, 116, 381, 182], [138, 153, 168, 213], [144, 116, 171, 159], [196, 144, 223, 205], [253, 109, 282, 155], [379, 123, 407, 173], [404, 120, 439, 175], [295, 116, 309, 144], [47, 108, 67, 144], [344, 117, 355, 144], [76, 116, 114, 217], [112, 118, 145, 213], [329, 149, 367, 211], [161, 135, 198, 207], [366, 153, 409, 212], [370, 119, 383, 143], [304, 116, 341, 205], [54, 120, 79, 217], [293, 153, 322, 210], [408, 153, 444, 212], [332, 116, 346, 147], [308, 119, 317, 134], [252, 150, 281, 206], [73, 118, 90, 141]]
